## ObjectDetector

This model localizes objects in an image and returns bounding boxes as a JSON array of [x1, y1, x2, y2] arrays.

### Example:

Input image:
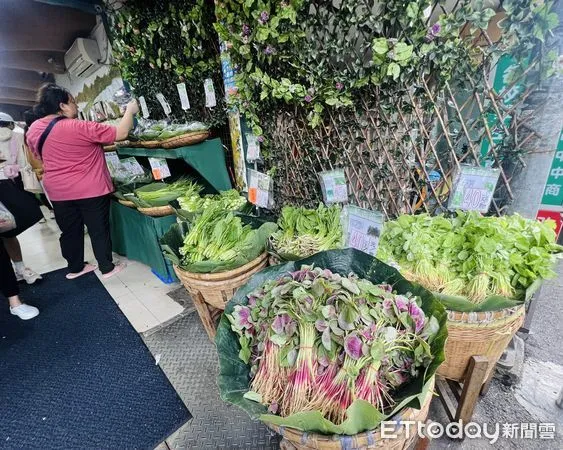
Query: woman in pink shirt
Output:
[[27, 83, 139, 280]]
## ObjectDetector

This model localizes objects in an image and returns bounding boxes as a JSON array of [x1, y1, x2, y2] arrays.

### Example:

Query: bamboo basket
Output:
[[137, 205, 175, 217], [174, 252, 269, 338], [161, 131, 210, 149], [437, 305, 525, 382], [268, 377, 435, 450], [118, 199, 136, 208]]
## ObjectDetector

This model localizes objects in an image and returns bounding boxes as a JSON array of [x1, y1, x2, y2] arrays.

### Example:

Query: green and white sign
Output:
[[448, 165, 500, 213], [341, 206, 384, 256], [319, 169, 348, 204], [539, 129, 563, 207]]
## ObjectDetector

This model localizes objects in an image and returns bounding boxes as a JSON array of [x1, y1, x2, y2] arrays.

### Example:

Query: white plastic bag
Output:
[[0, 201, 16, 233]]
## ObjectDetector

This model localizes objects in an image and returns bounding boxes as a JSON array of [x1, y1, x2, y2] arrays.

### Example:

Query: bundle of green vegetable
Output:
[[177, 189, 247, 213], [216, 249, 447, 435], [131, 120, 209, 142], [162, 206, 277, 273], [130, 179, 201, 207], [270, 204, 343, 260], [377, 211, 562, 306]]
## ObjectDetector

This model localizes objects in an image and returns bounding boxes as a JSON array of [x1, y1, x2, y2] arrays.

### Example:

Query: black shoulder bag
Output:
[[37, 115, 66, 157]]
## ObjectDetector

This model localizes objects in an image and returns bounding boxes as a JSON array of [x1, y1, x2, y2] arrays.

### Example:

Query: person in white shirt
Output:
[[0, 112, 42, 285]]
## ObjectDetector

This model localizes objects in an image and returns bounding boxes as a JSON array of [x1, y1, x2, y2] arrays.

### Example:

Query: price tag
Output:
[[204, 78, 217, 108], [448, 165, 500, 212], [247, 169, 273, 209], [104, 151, 122, 178], [176, 83, 191, 110], [148, 157, 171, 180], [155, 93, 172, 116], [319, 169, 348, 204], [342, 206, 384, 256], [138, 96, 150, 119], [246, 134, 260, 162], [119, 157, 145, 176]]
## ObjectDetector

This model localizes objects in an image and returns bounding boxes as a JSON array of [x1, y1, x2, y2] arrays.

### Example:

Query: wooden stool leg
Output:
[[191, 292, 217, 340], [456, 356, 489, 425], [480, 364, 496, 396]]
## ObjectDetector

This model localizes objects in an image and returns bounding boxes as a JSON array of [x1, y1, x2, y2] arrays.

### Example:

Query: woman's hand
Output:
[[125, 100, 139, 116], [116, 100, 139, 141]]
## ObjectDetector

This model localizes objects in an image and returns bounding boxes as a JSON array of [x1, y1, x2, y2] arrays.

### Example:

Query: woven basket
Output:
[[174, 253, 269, 338], [137, 205, 175, 217], [103, 144, 117, 152], [161, 131, 210, 149], [269, 377, 435, 450], [437, 305, 525, 382], [138, 140, 162, 148], [118, 199, 136, 208]]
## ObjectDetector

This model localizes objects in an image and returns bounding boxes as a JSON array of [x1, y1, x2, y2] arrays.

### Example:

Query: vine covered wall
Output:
[[215, 0, 559, 216], [107, 0, 227, 129]]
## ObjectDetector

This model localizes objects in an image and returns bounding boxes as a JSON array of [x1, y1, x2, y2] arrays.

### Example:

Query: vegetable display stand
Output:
[[269, 378, 435, 450], [174, 253, 269, 339], [437, 305, 525, 382], [117, 138, 232, 192]]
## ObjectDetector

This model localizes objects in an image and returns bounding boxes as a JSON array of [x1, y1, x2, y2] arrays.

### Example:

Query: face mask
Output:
[[0, 127, 13, 142]]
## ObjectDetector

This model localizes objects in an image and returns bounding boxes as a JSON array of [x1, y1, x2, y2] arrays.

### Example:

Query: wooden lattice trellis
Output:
[[261, 1, 544, 219]]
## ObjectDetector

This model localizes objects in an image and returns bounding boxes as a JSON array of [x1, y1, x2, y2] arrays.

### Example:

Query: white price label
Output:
[[104, 151, 121, 177], [342, 206, 384, 256], [448, 165, 500, 213], [246, 134, 260, 162], [155, 93, 172, 116], [319, 169, 348, 204], [204, 78, 217, 108], [247, 169, 273, 209], [138, 96, 150, 119], [119, 157, 145, 176], [176, 83, 191, 110], [148, 157, 171, 180]]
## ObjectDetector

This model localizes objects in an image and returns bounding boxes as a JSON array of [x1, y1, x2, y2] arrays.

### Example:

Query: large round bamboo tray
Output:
[[138, 140, 162, 148], [268, 377, 435, 450], [174, 252, 269, 338], [161, 131, 209, 149], [118, 199, 136, 208], [437, 305, 525, 382], [137, 205, 175, 217]]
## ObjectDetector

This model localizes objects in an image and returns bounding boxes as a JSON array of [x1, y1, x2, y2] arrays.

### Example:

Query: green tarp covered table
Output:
[[110, 201, 177, 283], [117, 138, 232, 192]]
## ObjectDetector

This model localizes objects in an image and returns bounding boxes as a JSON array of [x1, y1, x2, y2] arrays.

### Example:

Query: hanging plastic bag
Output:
[[0, 201, 16, 233]]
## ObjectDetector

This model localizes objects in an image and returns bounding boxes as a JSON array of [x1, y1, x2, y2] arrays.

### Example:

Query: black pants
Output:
[[0, 240, 19, 298], [51, 195, 114, 274]]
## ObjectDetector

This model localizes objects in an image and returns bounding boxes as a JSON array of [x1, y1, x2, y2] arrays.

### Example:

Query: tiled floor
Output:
[[18, 215, 184, 333]]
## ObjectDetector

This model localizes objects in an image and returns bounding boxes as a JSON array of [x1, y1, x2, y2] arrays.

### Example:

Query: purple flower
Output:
[[242, 24, 251, 36], [257, 135, 265, 143], [247, 296, 257, 307], [304, 95, 313, 103], [395, 295, 409, 312], [426, 23, 442, 42], [264, 45, 275, 55], [259, 11, 269, 24], [335, 82, 344, 90], [344, 333, 363, 360]]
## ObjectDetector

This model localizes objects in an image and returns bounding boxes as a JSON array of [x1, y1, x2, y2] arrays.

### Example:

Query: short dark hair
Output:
[[33, 83, 71, 118]]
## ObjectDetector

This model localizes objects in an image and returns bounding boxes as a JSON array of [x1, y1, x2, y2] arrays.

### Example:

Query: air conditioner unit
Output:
[[64, 38, 101, 79]]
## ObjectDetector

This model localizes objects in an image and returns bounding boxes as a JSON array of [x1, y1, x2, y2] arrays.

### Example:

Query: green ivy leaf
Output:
[[372, 37, 389, 55], [387, 62, 401, 80]]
